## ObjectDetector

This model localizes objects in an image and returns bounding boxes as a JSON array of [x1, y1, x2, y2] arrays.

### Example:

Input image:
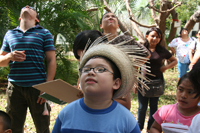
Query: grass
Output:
[[0, 69, 178, 133]]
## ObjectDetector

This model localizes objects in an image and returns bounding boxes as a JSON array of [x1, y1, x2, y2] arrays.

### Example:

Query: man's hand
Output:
[[9, 50, 26, 62], [37, 91, 46, 105]]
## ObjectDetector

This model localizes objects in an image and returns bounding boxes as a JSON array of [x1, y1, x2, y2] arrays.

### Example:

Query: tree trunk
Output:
[[167, 2, 178, 43], [185, 11, 200, 33], [158, 0, 169, 47]]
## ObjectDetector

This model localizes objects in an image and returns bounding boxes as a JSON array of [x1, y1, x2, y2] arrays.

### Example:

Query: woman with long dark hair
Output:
[[137, 27, 177, 132]]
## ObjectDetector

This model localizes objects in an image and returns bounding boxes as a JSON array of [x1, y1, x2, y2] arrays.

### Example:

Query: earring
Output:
[[19, 18, 21, 21]]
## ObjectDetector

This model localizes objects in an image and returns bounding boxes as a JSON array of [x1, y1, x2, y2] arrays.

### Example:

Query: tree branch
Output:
[[148, 0, 159, 25], [124, 0, 145, 41], [148, 1, 182, 14], [86, 7, 98, 12], [129, 17, 157, 28]]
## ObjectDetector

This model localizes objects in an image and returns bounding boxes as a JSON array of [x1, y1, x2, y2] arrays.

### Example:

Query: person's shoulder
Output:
[[174, 37, 181, 42], [35, 25, 51, 33], [115, 102, 134, 116], [59, 99, 80, 115], [159, 103, 176, 111]]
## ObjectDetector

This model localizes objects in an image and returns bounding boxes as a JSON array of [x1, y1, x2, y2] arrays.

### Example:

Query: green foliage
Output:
[[0, 0, 40, 45], [55, 45, 79, 85], [0, 0, 91, 84], [175, 0, 199, 28], [0, 67, 9, 81]]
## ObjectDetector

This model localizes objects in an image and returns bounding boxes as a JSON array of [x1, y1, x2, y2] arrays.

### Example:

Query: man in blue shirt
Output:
[[0, 5, 56, 133]]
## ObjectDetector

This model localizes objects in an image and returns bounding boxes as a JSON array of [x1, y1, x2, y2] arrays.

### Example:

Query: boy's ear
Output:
[[113, 78, 121, 90], [100, 24, 103, 29], [5, 129, 12, 133]]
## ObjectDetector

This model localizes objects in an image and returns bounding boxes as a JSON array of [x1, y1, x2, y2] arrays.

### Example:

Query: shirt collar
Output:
[[13, 24, 43, 31]]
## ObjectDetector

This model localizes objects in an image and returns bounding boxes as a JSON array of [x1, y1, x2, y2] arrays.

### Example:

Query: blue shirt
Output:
[[52, 98, 141, 133], [1, 25, 55, 87]]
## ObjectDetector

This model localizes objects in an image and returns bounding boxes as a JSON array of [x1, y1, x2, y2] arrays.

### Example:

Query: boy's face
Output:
[[176, 78, 200, 109], [80, 58, 121, 98], [100, 12, 119, 31], [20, 5, 39, 24]]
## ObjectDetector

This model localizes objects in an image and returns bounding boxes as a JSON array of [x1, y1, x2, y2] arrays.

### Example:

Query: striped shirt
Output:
[[1, 25, 55, 87]]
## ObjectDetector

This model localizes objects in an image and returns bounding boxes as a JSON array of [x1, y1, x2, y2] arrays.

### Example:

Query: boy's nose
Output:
[[25, 5, 30, 9], [88, 69, 96, 75]]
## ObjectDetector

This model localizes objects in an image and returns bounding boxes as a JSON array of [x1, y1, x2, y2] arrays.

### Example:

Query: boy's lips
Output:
[[85, 78, 97, 84]]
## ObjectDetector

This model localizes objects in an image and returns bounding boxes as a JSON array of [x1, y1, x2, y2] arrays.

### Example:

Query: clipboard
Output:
[[33, 79, 82, 104]]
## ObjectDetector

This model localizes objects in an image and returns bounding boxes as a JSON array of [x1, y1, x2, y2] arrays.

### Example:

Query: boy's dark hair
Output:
[[0, 110, 11, 130], [188, 59, 200, 98], [73, 30, 102, 59]]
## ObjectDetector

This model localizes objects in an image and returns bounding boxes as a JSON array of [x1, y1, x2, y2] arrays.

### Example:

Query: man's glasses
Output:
[[22, 6, 36, 11], [79, 66, 113, 74]]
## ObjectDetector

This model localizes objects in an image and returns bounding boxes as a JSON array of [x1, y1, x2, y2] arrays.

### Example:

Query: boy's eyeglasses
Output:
[[22, 6, 36, 11], [79, 66, 113, 74]]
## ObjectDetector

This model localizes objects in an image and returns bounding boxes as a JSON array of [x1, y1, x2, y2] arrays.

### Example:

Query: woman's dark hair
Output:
[[177, 73, 190, 87], [0, 110, 11, 130], [73, 30, 102, 59], [179, 28, 188, 37], [144, 27, 164, 52], [196, 29, 200, 35], [188, 59, 200, 98]]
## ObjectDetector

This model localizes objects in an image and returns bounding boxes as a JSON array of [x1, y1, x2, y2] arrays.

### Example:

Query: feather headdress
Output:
[[79, 34, 151, 98]]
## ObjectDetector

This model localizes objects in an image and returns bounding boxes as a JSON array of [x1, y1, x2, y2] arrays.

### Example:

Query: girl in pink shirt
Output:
[[150, 71, 200, 133]]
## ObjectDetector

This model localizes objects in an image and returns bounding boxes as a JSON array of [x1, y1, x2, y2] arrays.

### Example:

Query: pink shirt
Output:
[[153, 103, 200, 127]]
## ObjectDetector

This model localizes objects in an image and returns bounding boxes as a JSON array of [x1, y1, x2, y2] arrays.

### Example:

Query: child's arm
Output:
[[150, 121, 162, 133]]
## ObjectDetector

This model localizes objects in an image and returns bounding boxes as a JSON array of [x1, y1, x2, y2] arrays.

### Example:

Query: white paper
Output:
[[161, 123, 188, 133], [174, 20, 181, 27]]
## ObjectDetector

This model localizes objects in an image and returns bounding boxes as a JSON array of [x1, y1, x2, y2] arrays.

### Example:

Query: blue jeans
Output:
[[137, 91, 159, 130], [177, 61, 189, 78]]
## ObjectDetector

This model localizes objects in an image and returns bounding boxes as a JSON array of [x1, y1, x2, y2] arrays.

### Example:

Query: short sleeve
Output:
[[43, 29, 55, 52], [168, 38, 179, 48], [153, 105, 170, 125], [163, 48, 173, 59]]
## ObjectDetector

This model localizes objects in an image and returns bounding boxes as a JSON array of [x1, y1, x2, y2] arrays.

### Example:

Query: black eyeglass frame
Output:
[[79, 66, 114, 74]]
